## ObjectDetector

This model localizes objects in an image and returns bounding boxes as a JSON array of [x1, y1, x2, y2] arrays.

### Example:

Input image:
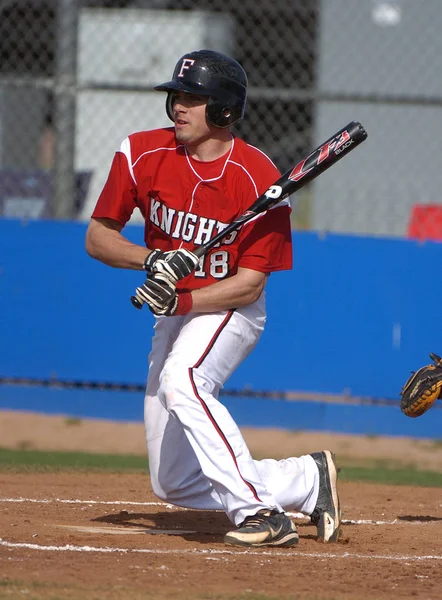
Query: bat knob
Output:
[[130, 295, 143, 310]]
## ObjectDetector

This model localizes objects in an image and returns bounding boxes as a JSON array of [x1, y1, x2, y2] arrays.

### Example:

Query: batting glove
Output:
[[134, 273, 176, 313], [134, 274, 193, 317], [143, 250, 170, 277], [149, 248, 200, 283], [150, 291, 193, 317]]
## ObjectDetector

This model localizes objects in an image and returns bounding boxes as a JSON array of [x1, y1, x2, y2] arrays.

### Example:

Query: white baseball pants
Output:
[[144, 292, 319, 525]]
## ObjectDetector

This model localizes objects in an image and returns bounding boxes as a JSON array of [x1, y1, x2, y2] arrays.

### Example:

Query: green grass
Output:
[[339, 464, 442, 487], [1, 446, 441, 486], [0, 447, 148, 472]]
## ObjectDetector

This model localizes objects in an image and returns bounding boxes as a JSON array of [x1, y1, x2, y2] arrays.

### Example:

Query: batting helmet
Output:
[[154, 49, 247, 128]]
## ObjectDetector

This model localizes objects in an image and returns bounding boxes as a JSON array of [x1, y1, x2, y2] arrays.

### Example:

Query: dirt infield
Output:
[[1, 411, 442, 598], [1, 472, 441, 600]]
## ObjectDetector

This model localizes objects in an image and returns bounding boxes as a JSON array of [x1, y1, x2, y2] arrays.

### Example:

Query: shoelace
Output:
[[241, 510, 280, 528]]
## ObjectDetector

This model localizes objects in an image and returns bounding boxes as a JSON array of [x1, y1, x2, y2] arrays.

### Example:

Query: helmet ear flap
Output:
[[165, 92, 175, 123], [206, 101, 241, 128]]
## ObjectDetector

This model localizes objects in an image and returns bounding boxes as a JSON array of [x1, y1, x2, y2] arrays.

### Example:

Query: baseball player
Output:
[[85, 49, 341, 547]]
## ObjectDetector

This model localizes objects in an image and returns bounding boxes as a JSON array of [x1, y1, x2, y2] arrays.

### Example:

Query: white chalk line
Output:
[[0, 539, 440, 562], [0, 497, 175, 508], [2, 497, 440, 561], [1, 497, 438, 526]]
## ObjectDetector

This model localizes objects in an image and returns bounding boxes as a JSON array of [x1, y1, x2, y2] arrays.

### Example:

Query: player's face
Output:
[[171, 91, 211, 145]]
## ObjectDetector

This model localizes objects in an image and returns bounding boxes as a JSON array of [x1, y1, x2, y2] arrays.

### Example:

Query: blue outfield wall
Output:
[[1, 218, 441, 437], [0, 385, 440, 439]]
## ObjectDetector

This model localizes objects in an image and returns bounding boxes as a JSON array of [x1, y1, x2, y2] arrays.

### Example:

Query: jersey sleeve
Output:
[[237, 204, 293, 272], [91, 148, 138, 226]]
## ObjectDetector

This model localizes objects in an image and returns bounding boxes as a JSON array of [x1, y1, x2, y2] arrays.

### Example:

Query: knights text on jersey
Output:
[[92, 128, 292, 292]]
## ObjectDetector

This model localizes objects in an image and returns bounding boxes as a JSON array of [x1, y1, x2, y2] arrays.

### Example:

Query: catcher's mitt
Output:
[[400, 353, 442, 418]]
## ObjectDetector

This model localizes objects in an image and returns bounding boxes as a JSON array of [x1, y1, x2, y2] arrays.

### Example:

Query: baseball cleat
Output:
[[309, 450, 342, 543], [224, 509, 299, 547]]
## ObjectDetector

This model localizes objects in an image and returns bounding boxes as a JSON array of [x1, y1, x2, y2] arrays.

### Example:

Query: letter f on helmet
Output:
[[177, 59, 195, 78]]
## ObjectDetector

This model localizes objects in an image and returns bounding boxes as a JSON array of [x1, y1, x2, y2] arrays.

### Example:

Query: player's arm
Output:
[[190, 267, 267, 312], [85, 217, 150, 270], [85, 145, 154, 270], [135, 265, 267, 316]]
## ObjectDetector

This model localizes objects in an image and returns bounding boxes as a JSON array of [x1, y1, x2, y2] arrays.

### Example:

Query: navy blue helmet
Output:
[[155, 49, 247, 128]]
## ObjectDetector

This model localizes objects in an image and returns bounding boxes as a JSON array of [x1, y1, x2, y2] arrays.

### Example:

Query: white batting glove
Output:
[[151, 248, 200, 283], [143, 250, 172, 277]]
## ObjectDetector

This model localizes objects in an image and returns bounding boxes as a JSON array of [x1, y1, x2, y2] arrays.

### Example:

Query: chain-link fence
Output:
[[1, 0, 442, 237]]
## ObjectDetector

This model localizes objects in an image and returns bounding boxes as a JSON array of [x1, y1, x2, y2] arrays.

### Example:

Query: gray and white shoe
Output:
[[224, 509, 299, 547], [309, 450, 341, 543]]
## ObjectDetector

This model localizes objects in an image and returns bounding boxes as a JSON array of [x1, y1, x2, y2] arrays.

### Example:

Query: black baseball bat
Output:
[[131, 121, 367, 309]]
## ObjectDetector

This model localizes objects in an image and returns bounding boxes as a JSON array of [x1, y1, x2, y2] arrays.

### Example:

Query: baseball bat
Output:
[[131, 120, 367, 309]]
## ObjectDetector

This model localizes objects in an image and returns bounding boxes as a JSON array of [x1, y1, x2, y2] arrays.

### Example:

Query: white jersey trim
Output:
[[184, 136, 235, 183], [119, 137, 186, 185], [119, 138, 135, 184], [227, 160, 259, 198]]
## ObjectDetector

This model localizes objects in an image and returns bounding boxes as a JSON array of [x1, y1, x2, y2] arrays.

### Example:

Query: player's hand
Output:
[[151, 291, 192, 317], [145, 248, 200, 282], [134, 274, 193, 317], [150, 294, 179, 317], [144, 250, 172, 277], [134, 273, 176, 314]]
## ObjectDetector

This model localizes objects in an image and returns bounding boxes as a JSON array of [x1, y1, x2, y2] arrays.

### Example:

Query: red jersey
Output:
[[92, 128, 292, 292]]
